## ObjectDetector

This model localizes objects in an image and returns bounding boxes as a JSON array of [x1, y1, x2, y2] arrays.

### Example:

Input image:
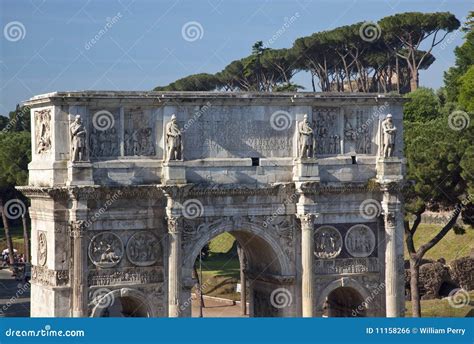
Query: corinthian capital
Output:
[[69, 220, 87, 238], [167, 216, 182, 234], [297, 214, 315, 229]]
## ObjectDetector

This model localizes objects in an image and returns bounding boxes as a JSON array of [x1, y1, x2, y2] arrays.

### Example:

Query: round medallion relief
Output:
[[126, 231, 161, 267], [314, 226, 342, 259], [38, 232, 47, 266], [88, 232, 124, 268], [344, 225, 376, 258]]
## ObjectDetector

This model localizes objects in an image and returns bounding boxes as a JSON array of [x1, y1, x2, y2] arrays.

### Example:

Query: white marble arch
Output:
[[315, 277, 374, 317], [182, 220, 293, 277], [90, 287, 156, 318]]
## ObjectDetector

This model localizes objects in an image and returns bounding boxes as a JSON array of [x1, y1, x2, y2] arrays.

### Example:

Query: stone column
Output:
[[382, 189, 404, 317], [298, 214, 315, 317], [70, 220, 87, 317], [167, 216, 182, 317]]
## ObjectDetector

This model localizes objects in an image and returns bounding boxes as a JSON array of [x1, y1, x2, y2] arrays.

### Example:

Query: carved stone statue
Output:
[[297, 114, 314, 159], [165, 114, 182, 161], [382, 114, 397, 158], [70, 115, 88, 162]]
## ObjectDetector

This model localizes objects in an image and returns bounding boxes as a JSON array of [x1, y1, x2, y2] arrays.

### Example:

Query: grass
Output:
[[404, 223, 474, 262], [405, 291, 474, 317], [0, 225, 27, 254]]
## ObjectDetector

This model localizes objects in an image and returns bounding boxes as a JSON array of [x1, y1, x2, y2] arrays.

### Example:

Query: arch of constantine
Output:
[[18, 91, 406, 317]]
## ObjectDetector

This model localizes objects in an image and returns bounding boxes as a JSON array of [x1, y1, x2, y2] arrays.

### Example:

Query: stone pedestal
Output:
[[162, 161, 186, 185], [293, 158, 320, 182], [67, 161, 94, 186], [376, 157, 403, 183]]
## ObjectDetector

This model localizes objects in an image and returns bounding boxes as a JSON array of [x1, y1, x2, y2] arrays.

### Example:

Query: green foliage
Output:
[[404, 115, 473, 215], [404, 88, 440, 122], [444, 12, 474, 102], [458, 65, 474, 112], [154, 12, 458, 93], [153, 73, 221, 91], [0, 131, 31, 190]]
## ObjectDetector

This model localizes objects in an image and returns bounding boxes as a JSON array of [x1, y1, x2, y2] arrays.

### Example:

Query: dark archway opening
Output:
[[101, 296, 150, 317], [190, 230, 286, 317], [324, 287, 366, 317]]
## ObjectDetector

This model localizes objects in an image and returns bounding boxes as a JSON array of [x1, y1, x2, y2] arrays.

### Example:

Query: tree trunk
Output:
[[22, 213, 30, 262], [409, 258, 421, 317], [0, 199, 15, 265], [409, 68, 418, 91]]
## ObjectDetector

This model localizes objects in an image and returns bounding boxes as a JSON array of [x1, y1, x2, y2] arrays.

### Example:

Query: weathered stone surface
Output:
[[19, 91, 406, 318]]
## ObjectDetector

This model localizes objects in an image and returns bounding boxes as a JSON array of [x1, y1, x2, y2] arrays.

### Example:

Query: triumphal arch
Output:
[[19, 91, 406, 317]]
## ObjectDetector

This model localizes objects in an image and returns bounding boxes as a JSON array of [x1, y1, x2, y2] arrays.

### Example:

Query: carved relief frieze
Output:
[[37, 231, 47, 266], [35, 109, 52, 154], [313, 107, 341, 155], [88, 267, 164, 286], [126, 231, 162, 267], [31, 265, 69, 286], [344, 225, 376, 258], [88, 232, 124, 268], [314, 226, 342, 259], [314, 257, 379, 275]]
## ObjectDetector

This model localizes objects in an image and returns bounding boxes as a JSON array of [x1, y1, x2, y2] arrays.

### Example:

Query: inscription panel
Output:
[[183, 106, 295, 159]]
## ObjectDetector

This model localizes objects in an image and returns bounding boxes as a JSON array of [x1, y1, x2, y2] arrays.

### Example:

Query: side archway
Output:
[[316, 278, 373, 317], [90, 288, 156, 317]]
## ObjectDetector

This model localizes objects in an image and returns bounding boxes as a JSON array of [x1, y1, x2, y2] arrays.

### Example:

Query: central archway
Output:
[[182, 221, 294, 317]]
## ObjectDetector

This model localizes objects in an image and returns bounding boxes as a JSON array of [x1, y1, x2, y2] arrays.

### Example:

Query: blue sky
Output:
[[0, 0, 472, 114]]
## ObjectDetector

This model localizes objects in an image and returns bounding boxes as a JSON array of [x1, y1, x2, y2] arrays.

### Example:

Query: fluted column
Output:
[[167, 216, 182, 317], [382, 189, 404, 317], [70, 220, 87, 317], [298, 214, 315, 317]]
